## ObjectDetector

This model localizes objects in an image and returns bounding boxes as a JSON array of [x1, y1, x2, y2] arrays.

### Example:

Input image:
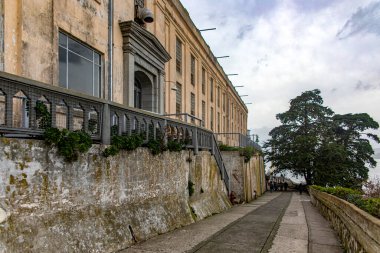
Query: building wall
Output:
[[1, 0, 248, 138], [0, 138, 230, 252]]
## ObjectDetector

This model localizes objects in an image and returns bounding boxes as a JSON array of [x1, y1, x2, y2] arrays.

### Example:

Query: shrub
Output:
[[44, 128, 92, 162], [219, 144, 239, 151], [35, 101, 52, 129], [146, 139, 167, 156], [311, 185, 379, 218], [167, 140, 184, 152], [218, 144, 261, 163], [103, 133, 144, 157]]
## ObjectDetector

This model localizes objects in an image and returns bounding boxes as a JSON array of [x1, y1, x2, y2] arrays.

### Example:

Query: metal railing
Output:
[[0, 71, 229, 192], [214, 132, 262, 150], [163, 113, 203, 127]]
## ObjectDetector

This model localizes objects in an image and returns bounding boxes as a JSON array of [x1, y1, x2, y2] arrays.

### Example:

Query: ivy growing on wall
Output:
[[44, 128, 92, 162], [35, 102, 92, 162]]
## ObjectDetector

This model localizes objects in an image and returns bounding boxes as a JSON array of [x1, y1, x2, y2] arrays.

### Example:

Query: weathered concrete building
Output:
[[0, 0, 248, 145], [0, 1, 263, 251]]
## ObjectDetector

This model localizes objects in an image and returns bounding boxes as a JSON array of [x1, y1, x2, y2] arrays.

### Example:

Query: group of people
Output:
[[268, 181, 288, 192]]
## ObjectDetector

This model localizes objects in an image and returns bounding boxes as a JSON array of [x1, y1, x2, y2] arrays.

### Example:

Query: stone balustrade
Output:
[[309, 187, 380, 253]]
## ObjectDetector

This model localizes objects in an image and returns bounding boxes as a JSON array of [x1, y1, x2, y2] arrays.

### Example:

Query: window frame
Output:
[[58, 31, 102, 97], [190, 54, 196, 86], [176, 37, 182, 74]]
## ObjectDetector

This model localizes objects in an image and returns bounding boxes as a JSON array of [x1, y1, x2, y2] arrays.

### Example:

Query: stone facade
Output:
[[221, 151, 266, 203], [0, 0, 248, 142], [309, 188, 380, 253], [0, 138, 230, 252]]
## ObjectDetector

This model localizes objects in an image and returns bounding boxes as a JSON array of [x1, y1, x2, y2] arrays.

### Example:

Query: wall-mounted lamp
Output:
[[227, 74, 238, 76], [240, 95, 249, 97], [216, 56, 229, 59], [165, 81, 178, 91], [234, 85, 244, 88], [199, 28, 216, 32], [135, 0, 154, 24], [245, 102, 252, 105]]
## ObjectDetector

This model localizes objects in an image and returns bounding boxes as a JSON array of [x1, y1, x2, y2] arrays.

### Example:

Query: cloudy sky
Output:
[[181, 0, 380, 177]]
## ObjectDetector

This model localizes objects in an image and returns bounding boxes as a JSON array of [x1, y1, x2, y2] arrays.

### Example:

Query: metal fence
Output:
[[0, 72, 229, 192], [214, 132, 262, 150]]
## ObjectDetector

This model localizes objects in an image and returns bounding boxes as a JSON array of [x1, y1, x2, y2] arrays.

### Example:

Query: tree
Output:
[[264, 89, 379, 188]]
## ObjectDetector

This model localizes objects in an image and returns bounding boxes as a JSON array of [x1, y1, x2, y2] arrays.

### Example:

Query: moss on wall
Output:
[[0, 138, 230, 252]]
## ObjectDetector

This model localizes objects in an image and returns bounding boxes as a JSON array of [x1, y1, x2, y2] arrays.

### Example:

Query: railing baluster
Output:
[[6, 93, 13, 128]]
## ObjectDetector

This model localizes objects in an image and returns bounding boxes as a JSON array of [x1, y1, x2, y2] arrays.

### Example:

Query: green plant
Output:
[[102, 145, 119, 157], [311, 185, 380, 218], [188, 180, 194, 197], [218, 144, 261, 163], [167, 139, 184, 152], [103, 133, 144, 157], [35, 101, 51, 129], [219, 144, 240, 151], [146, 139, 167, 156], [88, 118, 98, 134], [110, 125, 119, 136], [44, 128, 92, 162]]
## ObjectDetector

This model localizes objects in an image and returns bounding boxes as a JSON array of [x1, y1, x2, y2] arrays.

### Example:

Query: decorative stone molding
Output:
[[119, 21, 170, 113], [309, 188, 380, 253]]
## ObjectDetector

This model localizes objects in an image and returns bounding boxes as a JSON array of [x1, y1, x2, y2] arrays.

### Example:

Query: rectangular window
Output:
[[210, 107, 214, 131], [223, 92, 225, 112], [176, 37, 182, 74], [176, 82, 182, 115], [190, 55, 196, 86], [217, 112, 220, 133], [217, 86, 220, 107], [190, 92, 195, 123], [59, 32, 101, 97], [201, 67, 206, 94], [210, 78, 214, 102], [202, 100, 206, 127]]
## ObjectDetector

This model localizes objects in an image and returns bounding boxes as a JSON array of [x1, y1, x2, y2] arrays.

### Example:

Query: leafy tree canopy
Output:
[[264, 89, 379, 188]]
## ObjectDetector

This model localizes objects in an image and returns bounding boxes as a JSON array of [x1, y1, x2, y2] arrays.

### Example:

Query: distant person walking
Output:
[[299, 183, 303, 195], [269, 181, 274, 193], [284, 182, 288, 191]]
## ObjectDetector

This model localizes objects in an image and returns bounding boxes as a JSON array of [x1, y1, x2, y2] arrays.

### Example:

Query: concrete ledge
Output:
[[309, 188, 380, 253]]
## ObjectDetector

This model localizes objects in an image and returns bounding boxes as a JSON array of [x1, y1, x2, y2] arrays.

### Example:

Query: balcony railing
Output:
[[0, 71, 229, 192], [214, 132, 262, 150]]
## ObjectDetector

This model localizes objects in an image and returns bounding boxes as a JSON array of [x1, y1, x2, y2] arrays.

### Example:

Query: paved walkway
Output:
[[120, 192, 343, 253]]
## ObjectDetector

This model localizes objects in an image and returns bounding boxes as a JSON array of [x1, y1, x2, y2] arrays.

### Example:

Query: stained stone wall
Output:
[[0, 138, 230, 253], [309, 188, 380, 253], [221, 151, 266, 203]]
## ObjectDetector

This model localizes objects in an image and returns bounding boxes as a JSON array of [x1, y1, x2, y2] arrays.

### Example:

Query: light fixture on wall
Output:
[[216, 56, 229, 59], [199, 28, 216, 32], [135, 0, 154, 24], [227, 73, 238, 76], [165, 81, 178, 91], [234, 85, 244, 88]]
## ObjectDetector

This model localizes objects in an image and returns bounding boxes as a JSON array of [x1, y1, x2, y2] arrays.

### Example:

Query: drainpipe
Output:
[[108, 0, 114, 101]]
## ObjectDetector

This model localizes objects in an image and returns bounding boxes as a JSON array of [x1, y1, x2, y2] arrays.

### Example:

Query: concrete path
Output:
[[119, 192, 343, 253], [120, 192, 282, 253]]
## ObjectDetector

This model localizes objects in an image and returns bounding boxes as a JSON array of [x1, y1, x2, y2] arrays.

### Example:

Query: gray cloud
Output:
[[337, 1, 380, 39], [355, 80, 380, 91], [237, 25, 253, 39]]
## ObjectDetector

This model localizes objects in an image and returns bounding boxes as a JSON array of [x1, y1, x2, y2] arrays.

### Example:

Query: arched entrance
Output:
[[134, 71, 153, 112]]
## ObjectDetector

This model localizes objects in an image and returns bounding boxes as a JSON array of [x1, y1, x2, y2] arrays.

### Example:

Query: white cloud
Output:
[[181, 0, 380, 152]]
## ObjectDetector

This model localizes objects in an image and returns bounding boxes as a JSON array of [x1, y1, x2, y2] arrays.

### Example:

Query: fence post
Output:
[[194, 127, 198, 154], [211, 134, 215, 155], [163, 119, 168, 146], [102, 103, 111, 145]]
